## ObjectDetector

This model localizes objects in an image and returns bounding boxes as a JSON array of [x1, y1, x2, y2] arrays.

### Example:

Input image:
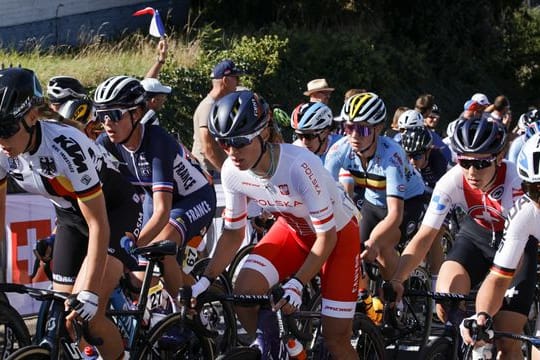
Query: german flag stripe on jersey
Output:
[[76, 183, 103, 202], [489, 264, 515, 279]]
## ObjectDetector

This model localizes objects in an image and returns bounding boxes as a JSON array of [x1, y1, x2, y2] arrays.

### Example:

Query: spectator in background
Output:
[[414, 93, 435, 117], [486, 95, 512, 129], [140, 78, 171, 125], [424, 104, 442, 136], [303, 78, 334, 105], [192, 59, 244, 176], [385, 106, 409, 139]]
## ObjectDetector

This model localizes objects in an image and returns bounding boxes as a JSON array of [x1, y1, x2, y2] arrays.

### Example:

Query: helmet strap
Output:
[[250, 136, 267, 170], [314, 132, 327, 155], [119, 109, 140, 145], [21, 118, 36, 153]]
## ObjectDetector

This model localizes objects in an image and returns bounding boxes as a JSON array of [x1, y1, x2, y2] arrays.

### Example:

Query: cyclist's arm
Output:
[[295, 227, 338, 285], [200, 127, 227, 171], [137, 191, 173, 247], [203, 227, 246, 279], [77, 192, 110, 292], [392, 224, 440, 283], [367, 196, 403, 247], [0, 179, 6, 243], [474, 272, 511, 318]]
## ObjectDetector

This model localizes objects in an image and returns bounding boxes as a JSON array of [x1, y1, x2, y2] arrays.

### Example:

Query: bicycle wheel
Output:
[[227, 244, 255, 287], [134, 312, 215, 359], [0, 302, 32, 359], [353, 313, 385, 359], [399, 266, 433, 347], [215, 346, 261, 360], [419, 337, 453, 360], [4, 345, 50, 360]]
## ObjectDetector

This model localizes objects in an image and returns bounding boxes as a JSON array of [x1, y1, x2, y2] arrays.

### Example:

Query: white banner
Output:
[[5, 194, 54, 315]]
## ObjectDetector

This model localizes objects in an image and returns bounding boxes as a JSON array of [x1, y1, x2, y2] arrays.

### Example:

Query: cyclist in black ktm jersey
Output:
[[0, 67, 142, 360]]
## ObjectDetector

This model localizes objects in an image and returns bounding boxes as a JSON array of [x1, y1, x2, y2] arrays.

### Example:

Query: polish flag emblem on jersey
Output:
[[279, 184, 290, 195]]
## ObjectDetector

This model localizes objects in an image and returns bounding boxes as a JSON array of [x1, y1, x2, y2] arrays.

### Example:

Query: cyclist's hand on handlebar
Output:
[[360, 239, 379, 263], [190, 276, 212, 306], [66, 290, 99, 321], [459, 312, 493, 346], [273, 277, 303, 314]]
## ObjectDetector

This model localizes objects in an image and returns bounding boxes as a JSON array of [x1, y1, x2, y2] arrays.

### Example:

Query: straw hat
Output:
[[303, 78, 335, 96]]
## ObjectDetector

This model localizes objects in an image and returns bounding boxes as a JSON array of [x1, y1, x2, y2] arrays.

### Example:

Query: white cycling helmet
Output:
[[341, 92, 386, 125], [517, 132, 540, 182], [398, 109, 424, 130], [290, 102, 333, 131], [93, 76, 145, 109]]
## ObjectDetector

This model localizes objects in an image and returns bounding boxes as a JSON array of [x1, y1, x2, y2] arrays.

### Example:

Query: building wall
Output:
[[0, 0, 189, 49]]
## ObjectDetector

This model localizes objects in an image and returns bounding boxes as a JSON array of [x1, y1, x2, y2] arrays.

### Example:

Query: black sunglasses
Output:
[[95, 107, 138, 123], [344, 123, 374, 136], [295, 132, 321, 141], [407, 152, 425, 160], [217, 131, 261, 150], [458, 157, 496, 170]]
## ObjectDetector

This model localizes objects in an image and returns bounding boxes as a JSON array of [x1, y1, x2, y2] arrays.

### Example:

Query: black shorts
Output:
[[360, 194, 429, 246], [446, 215, 537, 315], [52, 194, 143, 285]]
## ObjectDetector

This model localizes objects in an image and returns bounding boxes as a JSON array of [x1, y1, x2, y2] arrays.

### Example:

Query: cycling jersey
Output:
[[418, 148, 448, 192], [324, 135, 426, 207], [421, 161, 522, 232], [98, 122, 210, 203], [222, 143, 357, 243], [0, 121, 129, 211], [491, 195, 540, 276], [0, 121, 143, 283]]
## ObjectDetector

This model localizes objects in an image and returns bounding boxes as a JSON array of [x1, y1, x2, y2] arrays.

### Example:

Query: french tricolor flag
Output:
[[133, 7, 166, 38]]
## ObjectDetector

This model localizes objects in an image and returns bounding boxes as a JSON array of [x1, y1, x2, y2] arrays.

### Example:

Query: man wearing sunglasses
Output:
[[290, 102, 341, 163], [461, 132, 540, 358], [0, 68, 144, 359], [93, 76, 216, 302], [190, 90, 362, 359], [325, 92, 427, 280], [390, 116, 535, 359]]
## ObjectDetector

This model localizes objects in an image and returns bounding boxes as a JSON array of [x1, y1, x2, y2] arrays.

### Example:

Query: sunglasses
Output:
[[95, 107, 138, 123], [217, 131, 261, 150], [344, 123, 374, 136], [295, 132, 321, 141], [0, 114, 23, 139], [407, 152, 425, 160], [522, 181, 540, 200], [457, 156, 496, 170]]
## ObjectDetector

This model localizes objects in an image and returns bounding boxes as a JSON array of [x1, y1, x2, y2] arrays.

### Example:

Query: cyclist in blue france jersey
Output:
[[391, 116, 535, 358], [290, 102, 342, 164], [0, 68, 143, 360], [324, 92, 426, 279], [94, 76, 216, 298]]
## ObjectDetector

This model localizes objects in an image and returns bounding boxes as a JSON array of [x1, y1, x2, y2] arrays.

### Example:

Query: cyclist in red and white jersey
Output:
[[461, 132, 540, 358], [191, 90, 362, 359], [390, 115, 536, 358]]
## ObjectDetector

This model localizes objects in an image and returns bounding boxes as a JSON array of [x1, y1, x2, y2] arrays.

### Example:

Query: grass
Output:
[[0, 32, 199, 89]]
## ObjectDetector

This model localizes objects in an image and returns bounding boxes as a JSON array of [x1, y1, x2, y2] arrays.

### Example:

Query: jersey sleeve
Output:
[[421, 183, 454, 230], [324, 138, 347, 182], [149, 136, 176, 193], [221, 160, 248, 230], [293, 157, 337, 233], [384, 150, 407, 199]]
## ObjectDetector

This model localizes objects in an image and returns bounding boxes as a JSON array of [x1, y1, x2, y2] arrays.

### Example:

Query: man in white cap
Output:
[[471, 92, 491, 107], [140, 77, 172, 125], [304, 78, 334, 105]]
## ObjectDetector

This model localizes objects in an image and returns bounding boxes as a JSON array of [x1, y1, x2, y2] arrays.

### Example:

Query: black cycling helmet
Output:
[[47, 76, 86, 103], [451, 115, 507, 155], [0, 67, 43, 138], [93, 76, 145, 109], [209, 90, 270, 138], [401, 126, 433, 154], [57, 98, 94, 124]]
